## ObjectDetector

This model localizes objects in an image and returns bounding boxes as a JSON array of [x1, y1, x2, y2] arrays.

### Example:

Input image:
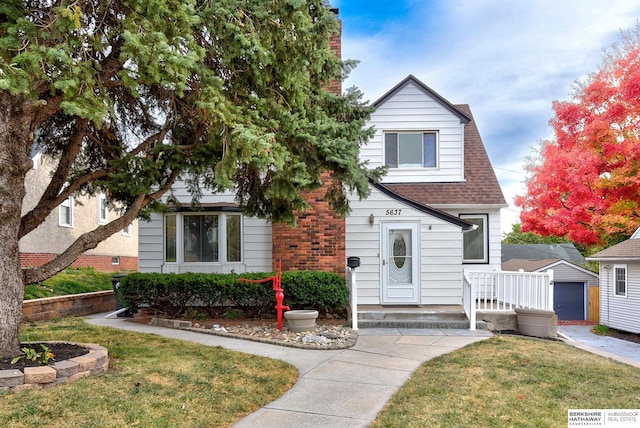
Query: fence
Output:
[[463, 270, 554, 330]]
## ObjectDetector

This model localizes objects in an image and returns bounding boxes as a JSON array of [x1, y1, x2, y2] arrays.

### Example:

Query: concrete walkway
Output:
[[86, 314, 492, 428], [558, 325, 640, 369]]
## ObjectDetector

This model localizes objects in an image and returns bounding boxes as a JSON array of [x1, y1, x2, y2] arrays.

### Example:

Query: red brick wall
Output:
[[272, 173, 346, 275], [271, 13, 345, 276], [19, 253, 137, 273]]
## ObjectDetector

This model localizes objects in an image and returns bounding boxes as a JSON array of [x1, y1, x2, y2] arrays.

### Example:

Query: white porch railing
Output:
[[463, 269, 554, 331]]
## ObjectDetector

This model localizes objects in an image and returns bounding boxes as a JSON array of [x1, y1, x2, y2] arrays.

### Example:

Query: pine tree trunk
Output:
[[0, 94, 35, 358]]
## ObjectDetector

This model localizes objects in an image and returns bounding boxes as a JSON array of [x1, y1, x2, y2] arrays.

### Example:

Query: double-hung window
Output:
[[164, 212, 242, 264], [59, 196, 74, 227], [385, 132, 437, 168], [98, 193, 108, 224], [614, 264, 627, 297], [461, 214, 488, 264]]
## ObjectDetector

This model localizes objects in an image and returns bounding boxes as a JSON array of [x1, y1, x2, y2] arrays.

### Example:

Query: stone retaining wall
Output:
[[0, 342, 109, 394], [22, 291, 116, 323]]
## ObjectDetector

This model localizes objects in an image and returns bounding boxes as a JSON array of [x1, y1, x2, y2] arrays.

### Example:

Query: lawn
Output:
[[5, 319, 640, 427], [1, 317, 297, 427], [23, 268, 115, 300], [371, 334, 640, 427]]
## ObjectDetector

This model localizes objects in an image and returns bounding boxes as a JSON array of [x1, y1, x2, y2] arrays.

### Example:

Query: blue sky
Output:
[[333, 0, 640, 233]]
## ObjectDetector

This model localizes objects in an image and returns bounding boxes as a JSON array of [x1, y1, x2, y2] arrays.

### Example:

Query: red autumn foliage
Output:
[[517, 26, 640, 245]]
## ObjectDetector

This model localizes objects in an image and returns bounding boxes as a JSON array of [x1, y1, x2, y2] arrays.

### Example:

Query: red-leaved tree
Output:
[[516, 24, 640, 246]]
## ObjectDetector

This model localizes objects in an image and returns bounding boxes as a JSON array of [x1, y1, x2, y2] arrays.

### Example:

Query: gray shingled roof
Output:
[[502, 244, 586, 265], [588, 238, 640, 260], [502, 258, 561, 272]]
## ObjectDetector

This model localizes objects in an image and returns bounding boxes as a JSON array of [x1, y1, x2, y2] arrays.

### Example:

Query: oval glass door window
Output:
[[393, 232, 407, 269]]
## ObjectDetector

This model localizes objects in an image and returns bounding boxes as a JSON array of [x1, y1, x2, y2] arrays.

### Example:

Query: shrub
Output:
[[119, 270, 348, 318], [281, 271, 349, 313]]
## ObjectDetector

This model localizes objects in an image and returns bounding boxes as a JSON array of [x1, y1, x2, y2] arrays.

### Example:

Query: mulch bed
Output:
[[600, 328, 640, 344], [0, 343, 89, 371]]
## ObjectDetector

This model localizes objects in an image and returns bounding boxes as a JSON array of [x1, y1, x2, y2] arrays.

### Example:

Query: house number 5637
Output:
[[385, 209, 402, 215]]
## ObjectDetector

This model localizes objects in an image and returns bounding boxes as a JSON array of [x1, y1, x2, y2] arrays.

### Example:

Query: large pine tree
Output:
[[0, 1, 378, 357]]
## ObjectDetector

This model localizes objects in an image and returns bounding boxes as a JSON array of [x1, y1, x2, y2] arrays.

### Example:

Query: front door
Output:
[[381, 222, 420, 304]]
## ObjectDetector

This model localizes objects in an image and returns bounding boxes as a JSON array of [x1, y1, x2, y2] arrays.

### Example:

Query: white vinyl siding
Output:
[[600, 262, 640, 334], [362, 81, 465, 183], [346, 186, 465, 305]]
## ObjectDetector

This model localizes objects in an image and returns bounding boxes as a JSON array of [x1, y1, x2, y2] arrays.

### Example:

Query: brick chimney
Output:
[[271, 8, 345, 275]]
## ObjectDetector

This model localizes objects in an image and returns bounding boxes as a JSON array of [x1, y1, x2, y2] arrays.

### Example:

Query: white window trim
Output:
[[165, 212, 243, 264], [613, 264, 627, 298], [122, 223, 132, 236], [461, 213, 489, 264], [383, 131, 439, 170], [59, 196, 74, 227], [98, 193, 108, 224]]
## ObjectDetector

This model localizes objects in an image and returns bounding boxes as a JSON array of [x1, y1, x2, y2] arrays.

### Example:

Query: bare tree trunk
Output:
[[0, 94, 36, 358]]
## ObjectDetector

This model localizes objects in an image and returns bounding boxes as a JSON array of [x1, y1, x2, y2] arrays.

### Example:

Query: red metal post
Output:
[[238, 260, 289, 330]]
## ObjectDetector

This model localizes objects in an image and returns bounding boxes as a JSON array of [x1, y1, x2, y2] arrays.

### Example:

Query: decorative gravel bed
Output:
[[148, 317, 357, 350]]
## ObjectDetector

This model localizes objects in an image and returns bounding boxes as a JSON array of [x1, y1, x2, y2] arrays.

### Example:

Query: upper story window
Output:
[[461, 214, 488, 264], [614, 264, 627, 297], [165, 212, 242, 264], [122, 223, 132, 236], [59, 196, 74, 227], [98, 193, 108, 224], [385, 132, 437, 168]]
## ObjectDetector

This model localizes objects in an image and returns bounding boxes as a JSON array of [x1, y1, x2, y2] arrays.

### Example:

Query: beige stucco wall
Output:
[[19, 154, 138, 258]]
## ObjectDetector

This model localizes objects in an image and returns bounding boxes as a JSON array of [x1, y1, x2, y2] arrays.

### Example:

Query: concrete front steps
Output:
[[356, 305, 488, 330]]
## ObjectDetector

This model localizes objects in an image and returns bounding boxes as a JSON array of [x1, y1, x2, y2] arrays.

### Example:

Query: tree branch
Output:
[[19, 118, 88, 238], [23, 193, 148, 285]]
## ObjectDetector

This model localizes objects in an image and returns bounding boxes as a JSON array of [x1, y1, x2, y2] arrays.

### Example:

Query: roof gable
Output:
[[373, 75, 471, 124]]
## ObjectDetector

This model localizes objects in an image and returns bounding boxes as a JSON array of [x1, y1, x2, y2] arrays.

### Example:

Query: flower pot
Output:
[[284, 310, 319, 333], [515, 307, 555, 338]]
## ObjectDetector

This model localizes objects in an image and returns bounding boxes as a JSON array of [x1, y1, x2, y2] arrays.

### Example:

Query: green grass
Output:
[[371, 335, 640, 427], [23, 268, 115, 300], [1, 317, 297, 427]]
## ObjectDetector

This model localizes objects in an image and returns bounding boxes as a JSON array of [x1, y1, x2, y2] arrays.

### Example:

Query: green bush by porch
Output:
[[119, 270, 349, 318]]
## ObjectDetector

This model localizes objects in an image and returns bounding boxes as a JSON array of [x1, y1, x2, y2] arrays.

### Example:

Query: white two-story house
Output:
[[345, 75, 506, 306], [137, 74, 507, 310]]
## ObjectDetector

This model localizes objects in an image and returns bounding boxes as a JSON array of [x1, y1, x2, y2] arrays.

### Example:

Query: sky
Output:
[[332, 0, 640, 234]]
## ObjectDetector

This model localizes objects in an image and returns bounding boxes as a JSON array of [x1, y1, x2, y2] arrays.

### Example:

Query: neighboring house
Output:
[[502, 258, 598, 320], [137, 73, 507, 309], [587, 228, 640, 334], [502, 243, 586, 266], [20, 150, 138, 272]]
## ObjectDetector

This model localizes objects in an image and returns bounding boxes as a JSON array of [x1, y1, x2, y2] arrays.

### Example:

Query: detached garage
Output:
[[502, 259, 599, 321]]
